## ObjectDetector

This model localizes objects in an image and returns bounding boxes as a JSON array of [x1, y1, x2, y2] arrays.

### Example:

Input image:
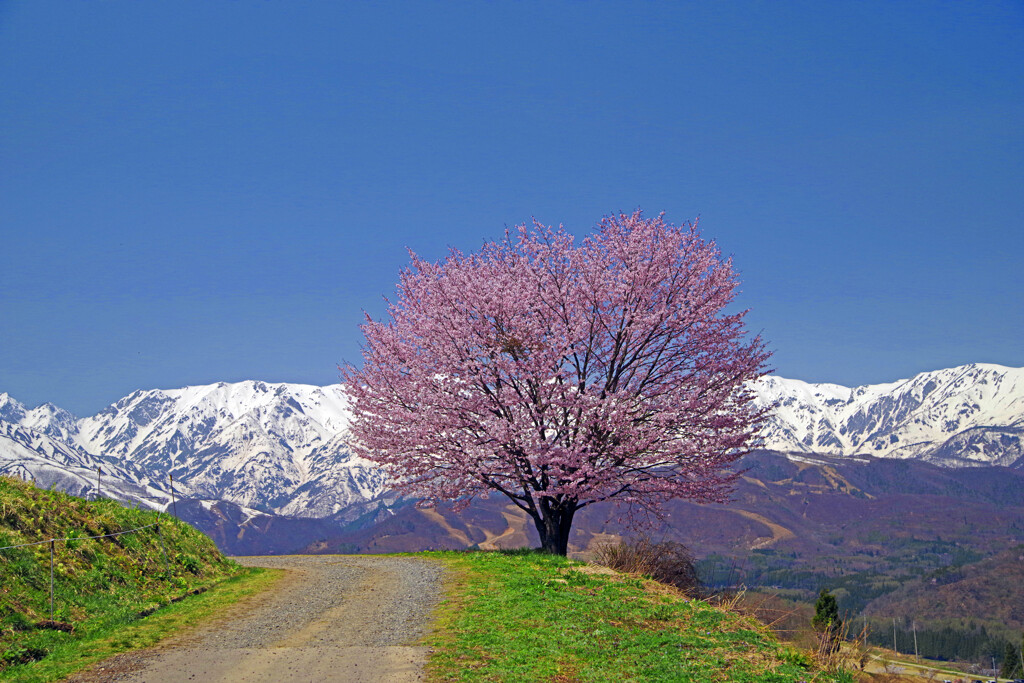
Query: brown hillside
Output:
[[863, 545, 1024, 630]]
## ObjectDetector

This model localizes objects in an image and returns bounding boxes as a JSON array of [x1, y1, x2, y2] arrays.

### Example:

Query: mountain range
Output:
[[2, 363, 1022, 525], [0, 381, 386, 520], [752, 363, 1024, 467], [6, 362, 1023, 640]]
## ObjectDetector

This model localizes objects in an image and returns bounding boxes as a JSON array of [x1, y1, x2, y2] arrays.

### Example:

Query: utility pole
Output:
[[168, 473, 178, 518], [912, 620, 919, 662], [49, 539, 54, 620], [893, 618, 898, 655]]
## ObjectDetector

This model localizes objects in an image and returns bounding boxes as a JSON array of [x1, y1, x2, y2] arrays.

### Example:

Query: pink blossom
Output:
[[342, 210, 771, 555]]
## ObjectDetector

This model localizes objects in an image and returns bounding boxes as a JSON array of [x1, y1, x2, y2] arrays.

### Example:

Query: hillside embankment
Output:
[[0, 476, 248, 680], [425, 549, 853, 682]]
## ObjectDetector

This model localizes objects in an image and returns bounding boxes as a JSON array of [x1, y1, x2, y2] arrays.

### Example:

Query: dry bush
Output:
[[594, 536, 700, 595], [731, 592, 818, 649], [732, 590, 873, 674], [815, 617, 874, 674]]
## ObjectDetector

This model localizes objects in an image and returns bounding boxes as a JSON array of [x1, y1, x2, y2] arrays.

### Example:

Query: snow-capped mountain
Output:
[[73, 381, 387, 515], [2, 363, 1022, 523], [1, 383, 387, 517], [0, 393, 80, 444], [752, 363, 1024, 467], [0, 395, 172, 507], [277, 431, 387, 517]]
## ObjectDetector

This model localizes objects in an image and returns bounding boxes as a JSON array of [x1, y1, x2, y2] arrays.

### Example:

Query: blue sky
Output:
[[1, 1, 1021, 416]]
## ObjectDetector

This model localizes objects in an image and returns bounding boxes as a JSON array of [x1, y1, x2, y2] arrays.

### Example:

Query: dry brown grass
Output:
[[592, 536, 700, 595]]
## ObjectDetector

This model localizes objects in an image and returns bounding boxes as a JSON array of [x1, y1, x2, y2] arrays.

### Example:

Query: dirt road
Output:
[[68, 555, 443, 683]]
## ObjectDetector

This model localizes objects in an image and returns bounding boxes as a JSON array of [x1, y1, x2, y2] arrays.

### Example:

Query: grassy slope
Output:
[[0, 476, 263, 680], [426, 550, 853, 683]]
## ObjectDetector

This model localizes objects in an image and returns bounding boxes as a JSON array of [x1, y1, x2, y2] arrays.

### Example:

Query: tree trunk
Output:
[[531, 500, 576, 556]]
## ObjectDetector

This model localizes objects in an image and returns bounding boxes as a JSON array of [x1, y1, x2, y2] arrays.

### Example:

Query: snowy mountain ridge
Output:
[[0, 382, 387, 517], [752, 363, 1024, 467], [1, 363, 1022, 519]]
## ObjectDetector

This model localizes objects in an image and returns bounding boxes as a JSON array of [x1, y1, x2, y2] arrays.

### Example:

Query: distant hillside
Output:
[[304, 451, 1024, 556], [863, 545, 1024, 632]]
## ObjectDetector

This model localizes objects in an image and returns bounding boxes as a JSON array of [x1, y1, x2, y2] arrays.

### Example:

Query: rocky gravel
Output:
[[66, 555, 444, 683]]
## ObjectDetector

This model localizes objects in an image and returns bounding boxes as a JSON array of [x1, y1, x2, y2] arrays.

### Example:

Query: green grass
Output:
[[0, 567, 279, 683], [0, 476, 255, 680], [425, 549, 853, 683], [1, 477, 861, 682]]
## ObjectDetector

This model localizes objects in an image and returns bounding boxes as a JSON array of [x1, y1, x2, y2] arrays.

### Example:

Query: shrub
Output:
[[594, 536, 700, 594], [0, 645, 48, 667]]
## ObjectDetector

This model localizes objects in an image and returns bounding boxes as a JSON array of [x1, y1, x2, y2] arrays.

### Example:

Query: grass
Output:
[[425, 549, 854, 682], [0, 476, 862, 681], [0, 476, 261, 681], [0, 567, 279, 682]]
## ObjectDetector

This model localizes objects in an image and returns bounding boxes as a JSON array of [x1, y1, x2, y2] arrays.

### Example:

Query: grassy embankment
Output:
[[0, 476, 274, 682], [425, 549, 854, 682]]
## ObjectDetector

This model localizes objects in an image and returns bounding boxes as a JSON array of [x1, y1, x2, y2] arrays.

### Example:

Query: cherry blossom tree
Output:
[[342, 210, 770, 555]]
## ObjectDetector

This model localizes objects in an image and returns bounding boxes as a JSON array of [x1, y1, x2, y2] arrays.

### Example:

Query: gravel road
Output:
[[67, 555, 443, 683]]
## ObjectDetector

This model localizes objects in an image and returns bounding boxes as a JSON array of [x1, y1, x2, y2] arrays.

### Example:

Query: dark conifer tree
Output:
[[1001, 640, 1022, 678], [813, 589, 842, 637]]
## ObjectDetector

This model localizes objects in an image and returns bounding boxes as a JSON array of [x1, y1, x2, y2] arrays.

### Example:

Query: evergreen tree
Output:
[[1002, 638, 1023, 678], [813, 589, 842, 637]]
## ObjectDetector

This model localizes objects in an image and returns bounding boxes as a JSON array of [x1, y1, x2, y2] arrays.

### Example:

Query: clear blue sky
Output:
[[1, 1, 1021, 416]]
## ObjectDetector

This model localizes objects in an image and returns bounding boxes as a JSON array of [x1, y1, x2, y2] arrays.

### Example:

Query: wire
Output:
[[0, 523, 161, 552]]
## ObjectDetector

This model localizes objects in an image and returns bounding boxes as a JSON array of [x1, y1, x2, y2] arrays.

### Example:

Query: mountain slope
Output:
[[0, 394, 168, 508], [1, 383, 387, 517], [0, 421, 169, 507], [73, 381, 387, 514], [753, 363, 1024, 465], [0, 393, 81, 444], [2, 363, 1022, 523]]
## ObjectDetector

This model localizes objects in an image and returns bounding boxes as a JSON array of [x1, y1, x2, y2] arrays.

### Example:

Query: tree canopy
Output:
[[343, 211, 770, 554], [813, 589, 842, 636]]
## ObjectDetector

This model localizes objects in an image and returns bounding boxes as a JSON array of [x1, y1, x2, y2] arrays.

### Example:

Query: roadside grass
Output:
[[0, 476, 265, 681], [425, 549, 853, 683], [0, 566, 279, 682]]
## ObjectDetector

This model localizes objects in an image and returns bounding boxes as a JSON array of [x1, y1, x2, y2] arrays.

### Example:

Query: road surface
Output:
[[67, 555, 442, 683]]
